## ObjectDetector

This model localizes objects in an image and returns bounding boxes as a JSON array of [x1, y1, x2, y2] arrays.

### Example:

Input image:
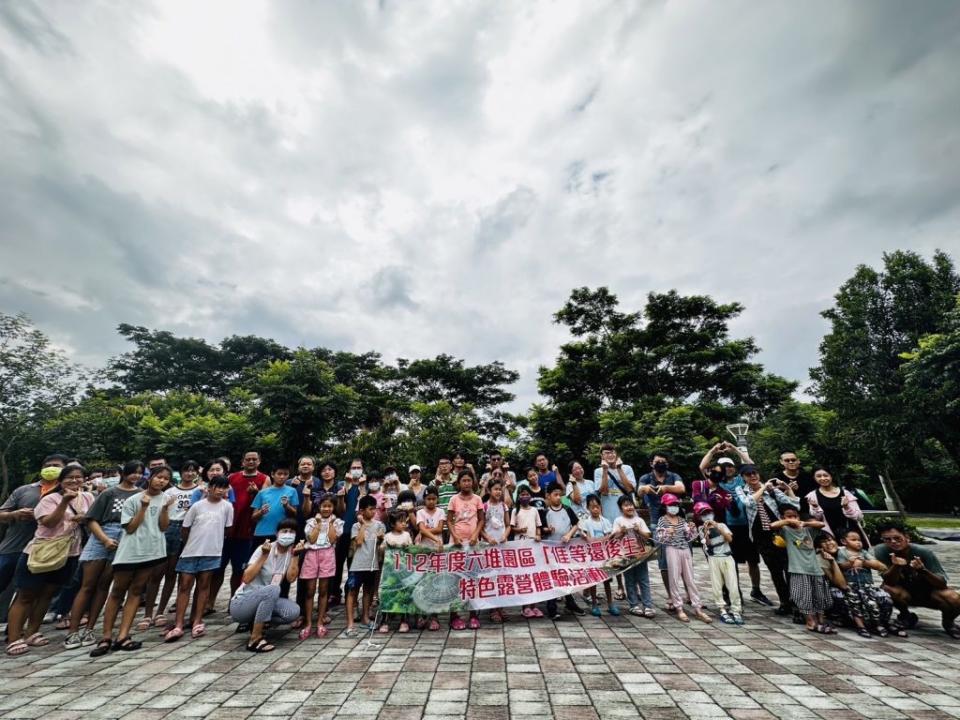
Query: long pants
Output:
[[546, 594, 581, 615], [708, 556, 741, 613], [623, 560, 653, 608], [665, 545, 702, 609], [229, 585, 300, 626], [331, 533, 351, 599], [758, 545, 791, 608]]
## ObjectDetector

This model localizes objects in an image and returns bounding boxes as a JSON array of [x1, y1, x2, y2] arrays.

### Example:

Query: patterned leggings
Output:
[[832, 583, 893, 630], [229, 584, 301, 626]]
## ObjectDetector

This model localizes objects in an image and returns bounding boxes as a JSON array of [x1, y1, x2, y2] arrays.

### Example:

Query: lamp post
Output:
[[725, 419, 750, 454]]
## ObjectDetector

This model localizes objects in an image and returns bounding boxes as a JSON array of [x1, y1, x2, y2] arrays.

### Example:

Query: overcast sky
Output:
[[2, 1, 959, 410]]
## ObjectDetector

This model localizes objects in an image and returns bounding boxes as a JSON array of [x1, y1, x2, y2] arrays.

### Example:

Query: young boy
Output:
[[613, 496, 655, 618], [580, 494, 618, 616], [543, 481, 585, 619], [344, 494, 385, 637], [251, 465, 299, 545], [448, 470, 485, 629], [694, 501, 742, 625], [164, 477, 233, 642]]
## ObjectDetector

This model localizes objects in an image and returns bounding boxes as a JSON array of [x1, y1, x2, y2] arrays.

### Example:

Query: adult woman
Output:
[[229, 518, 304, 653], [6, 465, 94, 656], [406, 465, 426, 505], [691, 462, 733, 524], [805, 467, 867, 545], [62, 461, 142, 650], [565, 460, 594, 518], [90, 465, 174, 656], [302, 460, 343, 518]]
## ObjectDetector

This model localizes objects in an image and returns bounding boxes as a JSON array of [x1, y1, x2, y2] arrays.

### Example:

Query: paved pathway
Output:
[[2, 542, 960, 720]]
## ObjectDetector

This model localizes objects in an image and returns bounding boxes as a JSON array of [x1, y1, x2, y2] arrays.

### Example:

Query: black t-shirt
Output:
[[773, 470, 815, 498]]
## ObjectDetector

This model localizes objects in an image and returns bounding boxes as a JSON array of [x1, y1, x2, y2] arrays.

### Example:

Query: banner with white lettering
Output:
[[378, 537, 656, 613]]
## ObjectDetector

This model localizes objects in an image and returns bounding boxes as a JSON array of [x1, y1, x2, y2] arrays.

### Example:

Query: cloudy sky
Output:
[[2, 1, 959, 410]]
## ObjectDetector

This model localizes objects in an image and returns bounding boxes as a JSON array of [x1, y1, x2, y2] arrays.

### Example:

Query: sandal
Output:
[[89, 639, 112, 657], [290, 617, 304, 630], [378, 623, 390, 634], [450, 617, 466, 630], [321, 615, 331, 625], [428, 619, 440, 631], [246, 637, 275, 653], [693, 610, 713, 624], [164, 627, 184, 643], [676, 611, 690, 623], [317, 625, 328, 638], [113, 637, 142, 651], [298, 627, 312, 641], [614, 589, 626, 601], [398, 622, 410, 633], [154, 615, 168, 627], [24, 632, 48, 647], [944, 625, 960, 640], [135, 618, 152, 633], [5, 639, 28, 656], [468, 617, 480, 630], [856, 628, 872, 638], [642, 607, 656, 618], [55, 616, 71, 630], [191, 623, 206, 639]]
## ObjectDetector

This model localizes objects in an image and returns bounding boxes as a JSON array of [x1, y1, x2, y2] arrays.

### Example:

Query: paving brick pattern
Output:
[[2, 542, 959, 720]]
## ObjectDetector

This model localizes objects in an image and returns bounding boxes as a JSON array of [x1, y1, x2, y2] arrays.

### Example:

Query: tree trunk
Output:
[[879, 466, 906, 516], [0, 451, 8, 503]]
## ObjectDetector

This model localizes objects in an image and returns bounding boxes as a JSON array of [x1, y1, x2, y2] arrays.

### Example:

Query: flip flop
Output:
[[298, 627, 312, 641], [135, 618, 152, 633], [24, 633, 48, 647], [154, 615, 168, 627], [163, 627, 184, 643], [5, 640, 28, 656], [246, 637, 275, 653], [55, 617, 71, 630], [191, 623, 206, 639]]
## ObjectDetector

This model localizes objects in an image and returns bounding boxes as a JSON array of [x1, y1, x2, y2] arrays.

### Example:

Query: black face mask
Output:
[[709, 470, 724, 482], [653, 462, 668, 473]]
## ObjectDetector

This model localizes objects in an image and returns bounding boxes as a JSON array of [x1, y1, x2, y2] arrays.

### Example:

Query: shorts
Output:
[[79, 523, 123, 563], [14, 553, 79, 591], [165, 520, 184, 557], [176, 555, 221, 574], [221, 537, 252, 574], [346, 570, 377, 593], [300, 547, 335, 580], [729, 524, 760, 564], [111, 556, 167, 573]]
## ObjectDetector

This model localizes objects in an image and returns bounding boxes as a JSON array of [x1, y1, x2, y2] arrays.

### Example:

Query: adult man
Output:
[[0, 454, 68, 625], [719, 456, 775, 607], [223, 451, 268, 597], [138, 454, 167, 488], [874, 522, 960, 638], [771, 450, 816, 514], [733, 466, 798, 614], [535, 452, 563, 488], [434, 455, 457, 512], [637, 451, 685, 595], [479, 451, 516, 493]]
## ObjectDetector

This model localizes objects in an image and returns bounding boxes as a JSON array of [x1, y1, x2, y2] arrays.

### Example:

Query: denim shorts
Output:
[[175, 555, 221, 574], [165, 521, 184, 556], [79, 523, 123, 563]]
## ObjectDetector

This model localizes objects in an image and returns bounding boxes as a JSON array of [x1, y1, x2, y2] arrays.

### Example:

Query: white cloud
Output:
[[2, 0, 959, 409]]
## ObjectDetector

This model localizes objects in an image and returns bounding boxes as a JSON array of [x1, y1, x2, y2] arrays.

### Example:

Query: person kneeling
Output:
[[228, 519, 304, 652]]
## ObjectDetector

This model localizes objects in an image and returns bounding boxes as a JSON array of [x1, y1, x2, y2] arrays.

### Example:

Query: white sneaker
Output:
[[42, 611, 57, 624], [80, 629, 97, 647], [63, 632, 82, 650]]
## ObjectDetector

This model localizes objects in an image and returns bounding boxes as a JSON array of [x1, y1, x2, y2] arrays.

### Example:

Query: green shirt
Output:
[[781, 526, 823, 576], [874, 543, 947, 587], [437, 482, 457, 511], [113, 492, 168, 565]]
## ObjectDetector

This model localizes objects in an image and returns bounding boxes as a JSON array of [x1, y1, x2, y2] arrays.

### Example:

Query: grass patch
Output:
[[907, 516, 960, 530]]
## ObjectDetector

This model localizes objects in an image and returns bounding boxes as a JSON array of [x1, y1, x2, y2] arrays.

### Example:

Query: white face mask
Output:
[[367, 482, 381, 493], [666, 505, 681, 516], [701, 513, 715, 523], [276, 532, 296, 547]]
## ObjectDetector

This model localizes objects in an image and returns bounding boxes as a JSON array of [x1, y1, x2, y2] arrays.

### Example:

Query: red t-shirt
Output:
[[228, 471, 268, 540]]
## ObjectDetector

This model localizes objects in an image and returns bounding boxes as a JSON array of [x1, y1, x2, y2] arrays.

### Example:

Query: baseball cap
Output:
[[739, 464, 759, 474], [717, 457, 735, 466], [408, 465, 422, 473]]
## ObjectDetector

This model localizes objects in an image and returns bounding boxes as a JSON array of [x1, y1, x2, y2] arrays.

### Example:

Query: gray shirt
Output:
[[0, 483, 43, 554], [782, 526, 823, 576], [545, 505, 577, 538], [113, 492, 168, 565], [350, 520, 385, 572]]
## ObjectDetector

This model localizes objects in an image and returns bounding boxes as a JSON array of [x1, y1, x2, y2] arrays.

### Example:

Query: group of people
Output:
[[1, 442, 959, 658]]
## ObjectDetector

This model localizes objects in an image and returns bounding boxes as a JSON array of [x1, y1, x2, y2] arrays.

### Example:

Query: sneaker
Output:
[[42, 611, 57, 625], [80, 629, 97, 647], [608, 605, 621, 616], [568, 603, 586, 617], [750, 589, 774, 607], [548, 611, 561, 621], [719, 610, 735, 625], [732, 613, 744, 625], [774, 605, 792, 616], [343, 627, 358, 638], [63, 632, 83, 650], [629, 605, 644, 617], [591, 606, 602, 617]]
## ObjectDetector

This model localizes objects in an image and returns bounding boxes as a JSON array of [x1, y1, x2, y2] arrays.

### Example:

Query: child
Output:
[[415, 486, 445, 630], [836, 528, 901, 638], [300, 495, 344, 638], [481, 478, 511, 623], [151, 460, 201, 627], [381, 510, 413, 633], [613, 495, 656, 618], [693, 501, 742, 625], [771, 506, 833, 634], [654, 494, 711, 623], [344, 494, 384, 637], [579, 494, 618, 616], [163, 476, 234, 642], [543, 481, 585, 619], [511, 486, 543, 618], [250, 465, 299, 545], [448, 470, 485, 630]]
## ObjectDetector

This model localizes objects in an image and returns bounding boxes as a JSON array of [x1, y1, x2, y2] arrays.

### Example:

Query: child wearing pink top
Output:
[[447, 471, 484, 630]]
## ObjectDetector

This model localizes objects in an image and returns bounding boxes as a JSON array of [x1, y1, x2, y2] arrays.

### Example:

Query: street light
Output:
[[725, 419, 750, 454]]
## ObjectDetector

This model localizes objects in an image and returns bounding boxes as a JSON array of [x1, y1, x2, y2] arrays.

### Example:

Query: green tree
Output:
[[0, 313, 83, 497], [811, 250, 960, 482]]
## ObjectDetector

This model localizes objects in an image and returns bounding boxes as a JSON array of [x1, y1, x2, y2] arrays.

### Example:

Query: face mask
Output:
[[276, 533, 296, 547], [709, 471, 723, 482], [351, 469, 363, 479], [701, 513, 714, 523], [398, 502, 413, 511], [666, 505, 680, 516], [102, 476, 120, 489], [519, 497, 530, 507], [40, 466, 61, 482], [654, 462, 668, 473], [367, 482, 381, 493]]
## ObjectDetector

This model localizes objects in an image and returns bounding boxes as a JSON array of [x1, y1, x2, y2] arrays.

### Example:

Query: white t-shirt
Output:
[[581, 515, 613, 539], [181, 499, 234, 558], [511, 506, 542, 539], [415, 507, 445, 548], [165, 485, 197, 523], [384, 530, 412, 548], [304, 515, 344, 550], [612, 515, 650, 537]]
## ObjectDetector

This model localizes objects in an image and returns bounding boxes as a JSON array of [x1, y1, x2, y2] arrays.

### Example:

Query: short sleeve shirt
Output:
[[781, 526, 823, 576], [415, 507, 445, 548], [0, 483, 43, 554], [449, 494, 484, 541], [304, 516, 344, 549], [350, 520, 385, 571], [165, 485, 197, 523], [236, 546, 292, 596], [181, 499, 234, 558], [594, 465, 637, 521], [483, 501, 508, 542], [581, 515, 612, 539], [87, 486, 140, 527], [113, 492, 169, 565], [27, 491, 94, 556], [511, 506, 541, 539], [251, 485, 300, 537]]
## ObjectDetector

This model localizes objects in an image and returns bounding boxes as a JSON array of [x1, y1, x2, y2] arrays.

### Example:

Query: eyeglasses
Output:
[[782, 458, 799, 463]]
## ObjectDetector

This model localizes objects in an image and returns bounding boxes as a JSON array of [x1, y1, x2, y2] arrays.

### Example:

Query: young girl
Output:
[[300, 495, 343, 638], [693, 501, 742, 625], [151, 460, 201, 627], [654, 494, 711, 623], [771, 506, 833, 634], [836, 528, 901, 638], [448, 470, 484, 630], [481, 479, 511, 623], [511, 486, 543, 619], [415, 487, 445, 631], [613, 495, 654, 618], [381, 510, 413, 633], [163, 476, 233, 642], [580, 494, 618, 617], [91, 465, 175, 656], [62, 461, 141, 650]]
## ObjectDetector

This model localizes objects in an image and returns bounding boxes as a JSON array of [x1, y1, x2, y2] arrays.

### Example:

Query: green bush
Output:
[[861, 514, 930, 545]]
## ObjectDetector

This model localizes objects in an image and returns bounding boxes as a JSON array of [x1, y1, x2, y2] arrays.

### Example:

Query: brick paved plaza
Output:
[[2, 541, 959, 720]]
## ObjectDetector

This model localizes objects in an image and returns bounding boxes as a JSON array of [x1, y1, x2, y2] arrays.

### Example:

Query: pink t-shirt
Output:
[[416, 507, 444, 548], [29, 491, 94, 556], [449, 493, 484, 542]]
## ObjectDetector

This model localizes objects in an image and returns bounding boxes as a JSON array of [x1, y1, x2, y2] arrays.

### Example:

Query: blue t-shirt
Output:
[[251, 485, 300, 537], [719, 476, 747, 526]]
